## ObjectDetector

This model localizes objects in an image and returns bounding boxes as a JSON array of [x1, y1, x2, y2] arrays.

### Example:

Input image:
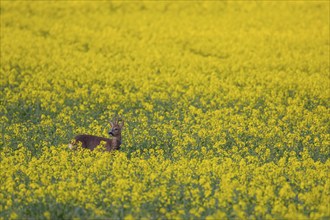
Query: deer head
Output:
[[109, 117, 124, 137]]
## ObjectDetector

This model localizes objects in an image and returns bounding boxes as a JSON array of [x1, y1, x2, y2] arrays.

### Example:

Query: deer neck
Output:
[[112, 134, 121, 141], [111, 134, 121, 145]]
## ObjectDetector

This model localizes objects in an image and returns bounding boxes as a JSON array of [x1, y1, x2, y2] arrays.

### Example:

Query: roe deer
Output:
[[69, 117, 124, 151]]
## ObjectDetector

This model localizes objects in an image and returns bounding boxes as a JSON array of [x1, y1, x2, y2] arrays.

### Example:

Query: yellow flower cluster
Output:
[[1, 1, 329, 219]]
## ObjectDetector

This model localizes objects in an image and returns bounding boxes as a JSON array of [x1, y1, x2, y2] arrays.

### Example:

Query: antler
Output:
[[110, 115, 116, 126], [110, 115, 123, 126]]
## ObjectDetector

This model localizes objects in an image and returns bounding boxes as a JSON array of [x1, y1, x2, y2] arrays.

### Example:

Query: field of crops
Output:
[[1, 1, 329, 219]]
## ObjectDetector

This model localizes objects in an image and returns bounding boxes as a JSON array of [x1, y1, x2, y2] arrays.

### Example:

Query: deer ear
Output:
[[119, 120, 124, 128], [110, 121, 114, 127]]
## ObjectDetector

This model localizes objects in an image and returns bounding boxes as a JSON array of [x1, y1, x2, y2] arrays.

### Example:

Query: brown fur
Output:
[[69, 118, 124, 151], [73, 134, 121, 151]]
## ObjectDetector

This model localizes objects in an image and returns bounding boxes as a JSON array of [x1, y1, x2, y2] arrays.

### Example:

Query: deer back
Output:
[[73, 134, 119, 151]]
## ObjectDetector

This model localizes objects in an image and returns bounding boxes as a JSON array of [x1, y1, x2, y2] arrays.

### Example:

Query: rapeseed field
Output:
[[1, 1, 329, 219]]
